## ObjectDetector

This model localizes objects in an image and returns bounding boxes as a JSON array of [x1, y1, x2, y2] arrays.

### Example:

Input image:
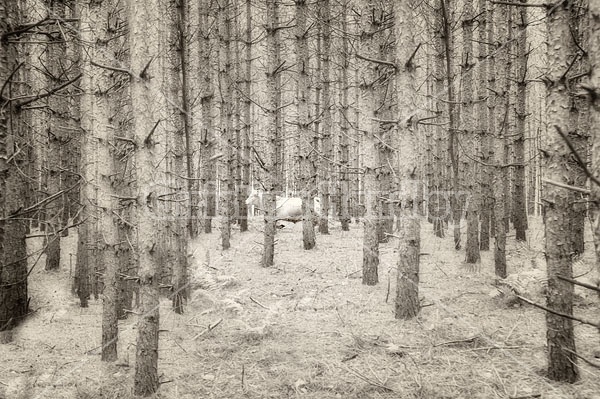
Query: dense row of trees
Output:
[[1, 0, 599, 395]]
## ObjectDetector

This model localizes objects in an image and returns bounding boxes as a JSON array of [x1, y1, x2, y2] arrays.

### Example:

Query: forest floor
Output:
[[1, 216, 600, 399]]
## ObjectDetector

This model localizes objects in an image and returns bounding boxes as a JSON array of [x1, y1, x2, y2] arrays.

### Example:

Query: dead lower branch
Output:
[[356, 53, 397, 69], [542, 178, 590, 195], [517, 295, 598, 328], [16, 73, 82, 109], [490, 0, 555, 7], [554, 125, 600, 187], [1, 17, 79, 40], [91, 60, 133, 76], [556, 275, 600, 294]]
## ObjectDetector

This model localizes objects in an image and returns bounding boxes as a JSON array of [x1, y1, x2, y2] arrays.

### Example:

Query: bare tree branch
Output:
[[16, 73, 82, 109], [554, 125, 600, 187], [356, 53, 397, 69], [542, 178, 591, 195], [517, 295, 598, 327], [91, 60, 133, 76]]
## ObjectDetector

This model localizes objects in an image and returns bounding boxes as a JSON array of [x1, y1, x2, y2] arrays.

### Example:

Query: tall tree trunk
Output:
[[359, 1, 383, 286], [432, 1, 446, 239], [111, 3, 135, 319], [543, 1, 579, 383], [199, 0, 216, 234], [178, 0, 199, 238], [394, 0, 420, 319], [441, 0, 461, 250], [566, 1, 589, 257], [241, 0, 252, 232], [76, 5, 95, 306], [462, 0, 480, 264], [218, 0, 233, 250], [338, 1, 351, 232], [513, 0, 528, 242], [0, 0, 28, 344], [129, 0, 163, 394], [171, 0, 191, 314], [480, 0, 493, 251], [45, 1, 72, 271], [318, 0, 332, 235], [492, 3, 507, 278], [262, 0, 281, 267], [295, 0, 316, 250], [80, 0, 120, 361], [232, 5, 247, 233], [590, 0, 600, 272]]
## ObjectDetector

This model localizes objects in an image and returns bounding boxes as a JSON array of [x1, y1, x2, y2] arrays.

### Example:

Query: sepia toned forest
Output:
[[1, 0, 600, 397]]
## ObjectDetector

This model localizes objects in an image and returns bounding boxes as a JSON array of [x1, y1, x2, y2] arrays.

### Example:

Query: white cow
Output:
[[245, 190, 321, 223]]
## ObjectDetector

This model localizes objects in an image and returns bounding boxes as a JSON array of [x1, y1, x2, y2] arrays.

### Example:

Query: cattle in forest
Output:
[[245, 190, 321, 223]]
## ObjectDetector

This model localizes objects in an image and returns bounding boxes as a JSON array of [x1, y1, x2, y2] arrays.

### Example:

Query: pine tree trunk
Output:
[[199, 0, 216, 234], [44, 1, 69, 271], [352, 66, 362, 223], [80, 0, 120, 360], [0, 0, 28, 344], [295, 0, 316, 250], [130, 0, 162, 394], [75, 8, 95, 307], [218, 0, 233, 250], [462, 0, 480, 264], [241, 0, 253, 233], [479, 0, 493, 251], [177, 0, 199, 239], [338, 3, 351, 232], [566, 2, 589, 257], [513, 0, 528, 242], [492, 3, 507, 278], [543, 2, 579, 383], [232, 7, 247, 233], [425, 50, 434, 226], [590, 0, 600, 272], [359, 1, 382, 286], [394, 0, 420, 319], [440, 0, 461, 250], [318, 0, 332, 235], [112, 14, 135, 320], [262, 0, 281, 267], [171, 0, 190, 314], [433, 2, 446, 239]]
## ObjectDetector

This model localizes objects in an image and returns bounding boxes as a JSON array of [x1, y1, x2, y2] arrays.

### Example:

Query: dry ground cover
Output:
[[1, 217, 600, 398]]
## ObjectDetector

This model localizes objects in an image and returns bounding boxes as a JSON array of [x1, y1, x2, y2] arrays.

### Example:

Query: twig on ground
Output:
[[345, 269, 361, 278], [250, 296, 269, 310], [241, 364, 245, 391], [505, 318, 520, 342], [344, 366, 396, 392], [470, 346, 523, 351], [492, 364, 508, 396], [433, 336, 479, 347], [171, 338, 188, 354], [192, 318, 223, 340], [335, 307, 346, 327], [313, 285, 334, 306], [433, 262, 449, 278]]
